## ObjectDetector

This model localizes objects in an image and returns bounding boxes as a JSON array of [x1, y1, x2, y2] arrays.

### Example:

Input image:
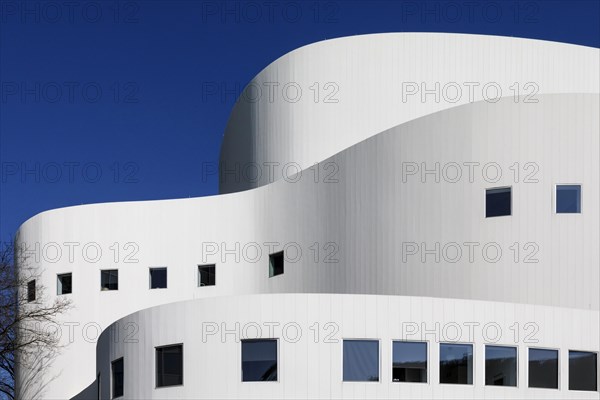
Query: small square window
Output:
[[111, 358, 123, 398], [343, 339, 380, 382], [101, 270, 119, 291], [556, 185, 581, 213], [241, 339, 278, 382], [440, 343, 473, 385], [569, 350, 597, 391], [269, 251, 284, 277], [27, 280, 36, 302], [485, 345, 517, 387], [392, 341, 427, 383], [156, 344, 183, 387], [149, 268, 167, 289], [198, 264, 216, 287], [529, 348, 558, 389], [57, 273, 72, 295], [486, 187, 511, 218]]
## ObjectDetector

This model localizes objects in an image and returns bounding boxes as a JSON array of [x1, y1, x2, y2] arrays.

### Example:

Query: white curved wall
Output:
[[96, 293, 599, 399], [14, 33, 600, 400], [219, 33, 599, 193]]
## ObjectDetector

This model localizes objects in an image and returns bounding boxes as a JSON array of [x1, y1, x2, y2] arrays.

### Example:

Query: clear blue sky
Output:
[[1, 0, 599, 242]]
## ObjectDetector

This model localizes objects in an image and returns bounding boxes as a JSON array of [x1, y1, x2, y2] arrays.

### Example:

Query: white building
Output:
[[16, 33, 599, 399]]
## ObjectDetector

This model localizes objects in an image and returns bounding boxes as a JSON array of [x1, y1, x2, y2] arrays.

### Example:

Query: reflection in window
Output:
[[485, 345, 517, 386], [156, 344, 183, 387], [440, 343, 473, 384], [343, 340, 379, 382], [569, 351, 597, 391], [149, 267, 167, 289], [556, 185, 581, 213], [529, 348, 558, 389], [198, 264, 216, 286], [392, 341, 427, 383], [111, 358, 123, 398], [101, 269, 119, 291], [241, 339, 278, 382], [57, 273, 72, 295], [486, 187, 511, 218], [269, 251, 284, 277]]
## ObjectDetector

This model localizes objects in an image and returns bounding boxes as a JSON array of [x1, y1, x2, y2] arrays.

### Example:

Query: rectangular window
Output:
[[486, 187, 511, 218], [156, 344, 183, 387], [269, 251, 284, 277], [111, 358, 123, 398], [343, 339, 380, 382], [241, 339, 278, 382], [556, 185, 581, 213], [569, 351, 597, 391], [198, 264, 216, 287], [392, 341, 427, 383], [101, 269, 119, 291], [485, 345, 517, 386], [529, 348, 558, 389], [27, 280, 36, 302], [57, 273, 72, 295], [440, 343, 473, 384], [149, 267, 167, 289]]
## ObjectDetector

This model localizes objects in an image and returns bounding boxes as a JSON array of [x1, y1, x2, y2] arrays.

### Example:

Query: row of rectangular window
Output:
[[106, 340, 598, 398], [486, 184, 582, 217], [30, 252, 281, 299]]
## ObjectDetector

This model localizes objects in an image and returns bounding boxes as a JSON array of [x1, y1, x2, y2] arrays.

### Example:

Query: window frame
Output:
[[484, 344, 518, 388], [27, 279, 36, 302], [568, 349, 598, 392], [100, 269, 119, 291], [390, 340, 429, 384], [240, 338, 279, 383], [154, 343, 184, 389], [197, 264, 216, 287], [527, 346, 560, 390], [342, 338, 381, 383], [149, 267, 168, 290], [111, 357, 124, 399], [56, 272, 73, 295], [268, 251, 284, 278], [554, 183, 582, 215], [438, 342, 475, 386], [485, 186, 512, 218]]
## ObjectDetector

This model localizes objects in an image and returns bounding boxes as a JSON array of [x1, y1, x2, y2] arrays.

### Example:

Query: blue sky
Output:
[[1, 0, 599, 242]]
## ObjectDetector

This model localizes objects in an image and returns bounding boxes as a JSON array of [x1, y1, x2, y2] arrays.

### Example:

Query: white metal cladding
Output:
[[14, 33, 600, 400], [94, 293, 599, 400], [219, 33, 600, 193]]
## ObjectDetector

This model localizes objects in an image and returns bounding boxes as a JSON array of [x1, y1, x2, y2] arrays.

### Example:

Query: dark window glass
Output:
[[27, 280, 36, 302], [156, 345, 183, 387], [486, 187, 511, 217], [269, 252, 284, 277], [97, 373, 101, 400], [485, 345, 517, 386], [198, 265, 216, 286], [569, 351, 597, 391], [101, 270, 119, 291], [241, 339, 278, 382], [343, 340, 379, 382], [111, 358, 123, 398], [392, 341, 427, 383], [440, 343, 473, 384], [557, 185, 581, 213], [150, 268, 167, 289], [529, 348, 558, 389], [57, 273, 72, 295]]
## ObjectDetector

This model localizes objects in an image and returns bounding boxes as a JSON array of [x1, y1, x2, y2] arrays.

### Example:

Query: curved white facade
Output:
[[15, 33, 600, 399]]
